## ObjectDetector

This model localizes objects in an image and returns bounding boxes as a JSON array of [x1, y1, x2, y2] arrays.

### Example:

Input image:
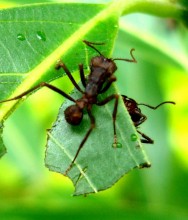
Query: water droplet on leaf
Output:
[[112, 142, 122, 148], [36, 31, 46, 41], [17, 34, 26, 41], [131, 134, 137, 141]]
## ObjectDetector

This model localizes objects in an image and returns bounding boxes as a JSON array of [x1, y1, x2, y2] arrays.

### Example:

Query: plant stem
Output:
[[113, 0, 186, 19]]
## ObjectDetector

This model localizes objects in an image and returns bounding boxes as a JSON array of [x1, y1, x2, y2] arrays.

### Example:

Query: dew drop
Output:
[[131, 134, 137, 142], [36, 31, 46, 41], [17, 33, 26, 41], [112, 142, 122, 148]]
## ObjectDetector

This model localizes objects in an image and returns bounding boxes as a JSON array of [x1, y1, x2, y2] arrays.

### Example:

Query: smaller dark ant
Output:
[[122, 95, 175, 144], [0, 40, 137, 175]]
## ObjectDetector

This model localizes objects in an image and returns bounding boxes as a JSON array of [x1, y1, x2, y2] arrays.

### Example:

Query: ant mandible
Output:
[[0, 40, 137, 175], [122, 95, 175, 143]]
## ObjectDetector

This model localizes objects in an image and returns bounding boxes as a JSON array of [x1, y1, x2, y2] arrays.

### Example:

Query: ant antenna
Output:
[[83, 40, 137, 64], [83, 40, 105, 56], [138, 101, 175, 110], [113, 49, 137, 63]]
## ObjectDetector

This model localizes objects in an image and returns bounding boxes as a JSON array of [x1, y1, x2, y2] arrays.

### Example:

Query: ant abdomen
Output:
[[64, 105, 83, 125]]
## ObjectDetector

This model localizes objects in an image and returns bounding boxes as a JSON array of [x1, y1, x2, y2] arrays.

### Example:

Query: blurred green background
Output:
[[0, 0, 188, 219]]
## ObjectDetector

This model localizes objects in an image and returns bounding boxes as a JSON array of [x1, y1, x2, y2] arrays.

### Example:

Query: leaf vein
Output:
[[47, 131, 98, 193]]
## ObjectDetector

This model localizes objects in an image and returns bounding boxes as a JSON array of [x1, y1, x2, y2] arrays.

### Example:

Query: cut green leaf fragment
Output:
[[45, 84, 150, 196]]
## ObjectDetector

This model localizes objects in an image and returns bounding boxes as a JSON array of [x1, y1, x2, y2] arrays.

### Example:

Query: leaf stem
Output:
[[113, 0, 186, 19]]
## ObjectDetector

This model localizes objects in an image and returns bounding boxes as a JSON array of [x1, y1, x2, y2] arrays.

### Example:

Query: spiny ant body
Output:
[[0, 40, 136, 175], [122, 95, 175, 144]]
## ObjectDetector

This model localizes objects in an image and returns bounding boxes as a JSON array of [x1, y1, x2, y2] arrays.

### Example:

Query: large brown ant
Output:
[[0, 40, 136, 175], [122, 95, 175, 144]]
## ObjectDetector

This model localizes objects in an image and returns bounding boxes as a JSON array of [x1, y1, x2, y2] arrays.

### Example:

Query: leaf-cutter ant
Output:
[[0, 40, 137, 175], [122, 95, 175, 144]]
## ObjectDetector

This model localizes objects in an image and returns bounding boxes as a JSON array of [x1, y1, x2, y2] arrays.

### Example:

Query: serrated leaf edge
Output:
[[46, 131, 98, 193]]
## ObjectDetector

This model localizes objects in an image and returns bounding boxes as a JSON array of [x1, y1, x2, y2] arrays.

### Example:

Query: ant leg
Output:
[[56, 60, 84, 93], [134, 114, 147, 127], [137, 130, 154, 144], [79, 64, 86, 88], [97, 94, 119, 146], [0, 82, 76, 104], [65, 108, 95, 175]]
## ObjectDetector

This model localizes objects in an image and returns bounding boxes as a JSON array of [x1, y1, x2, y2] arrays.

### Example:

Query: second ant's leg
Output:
[[0, 82, 76, 104], [137, 130, 154, 144], [134, 114, 147, 127], [97, 94, 120, 147], [56, 60, 84, 93], [64, 107, 95, 175]]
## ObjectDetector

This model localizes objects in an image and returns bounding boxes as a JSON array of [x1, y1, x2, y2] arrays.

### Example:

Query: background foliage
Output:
[[0, 0, 188, 219]]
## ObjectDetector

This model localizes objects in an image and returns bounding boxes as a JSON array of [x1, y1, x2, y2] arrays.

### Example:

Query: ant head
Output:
[[122, 95, 140, 114], [83, 40, 136, 75], [90, 56, 117, 75], [122, 95, 145, 126], [89, 48, 137, 75], [83, 40, 117, 74], [64, 105, 83, 125]]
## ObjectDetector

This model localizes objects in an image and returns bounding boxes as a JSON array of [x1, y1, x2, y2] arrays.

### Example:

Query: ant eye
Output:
[[64, 105, 83, 125]]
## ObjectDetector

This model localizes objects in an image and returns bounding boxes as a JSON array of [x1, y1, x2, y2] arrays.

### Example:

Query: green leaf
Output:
[[0, 2, 121, 119], [0, 2, 121, 155], [45, 84, 150, 196]]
